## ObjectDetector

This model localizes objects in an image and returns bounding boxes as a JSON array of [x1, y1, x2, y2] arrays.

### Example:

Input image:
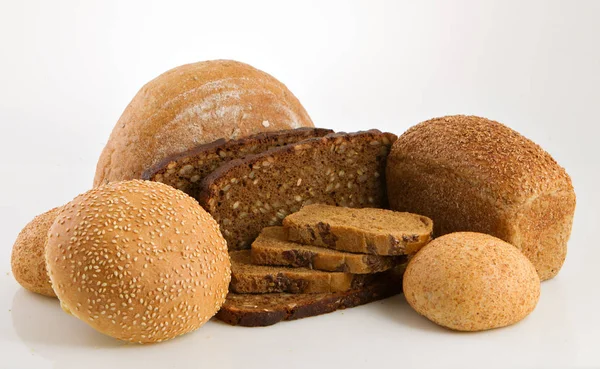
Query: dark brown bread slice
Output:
[[141, 128, 332, 197], [199, 130, 397, 250], [230, 250, 374, 294], [283, 204, 433, 255], [251, 226, 404, 273], [216, 264, 406, 326]]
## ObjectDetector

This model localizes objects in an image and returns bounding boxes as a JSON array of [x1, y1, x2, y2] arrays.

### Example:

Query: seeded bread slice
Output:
[[216, 264, 406, 326], [251, 226, 404, 273], [199, 130, 397, 250], [230, 250, 374, 294], [283, 204, 433, 255], [142, 128, 332, 197]]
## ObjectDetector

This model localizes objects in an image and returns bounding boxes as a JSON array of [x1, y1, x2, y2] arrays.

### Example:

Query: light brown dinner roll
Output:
[[11, 207, 60, 297], [387, 115, 575, 281], [94, 60, 314, 187], [403, 232, 540, 331], [45, 180, 231, 343]]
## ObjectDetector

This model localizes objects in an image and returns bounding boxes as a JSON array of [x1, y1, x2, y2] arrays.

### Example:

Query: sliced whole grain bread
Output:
[[199, 130, 397, 250], [142, 128, 332, 197], [230, 250, 375, 294], [283, 204, 433, 255], [216, 264, 406, 327], [251, 226, 404, 273]]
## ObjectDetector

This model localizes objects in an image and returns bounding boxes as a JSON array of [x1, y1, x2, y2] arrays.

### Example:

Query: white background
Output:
[[1, 1, 599, 368]]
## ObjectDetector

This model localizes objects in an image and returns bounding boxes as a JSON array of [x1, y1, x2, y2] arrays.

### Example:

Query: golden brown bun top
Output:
[[392, 115, 573, 203], [45, 180, 231, 343], [94, 59, 314, 187], [11, 207, 61, 297], [403, 232, 540, 331]]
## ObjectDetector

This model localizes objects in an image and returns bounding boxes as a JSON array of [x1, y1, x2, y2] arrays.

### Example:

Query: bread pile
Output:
[[218, 204, 433, 326], [11, 59, 576, 341]]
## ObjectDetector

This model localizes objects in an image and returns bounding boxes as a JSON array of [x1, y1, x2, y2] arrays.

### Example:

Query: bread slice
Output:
[[142, 128, 332, 197], [216, 265, 406, 326], [199, 130, 397, 250], [283, 204, 433, 255], [251, 226, 404, 273], [230, 250, 374, 294]]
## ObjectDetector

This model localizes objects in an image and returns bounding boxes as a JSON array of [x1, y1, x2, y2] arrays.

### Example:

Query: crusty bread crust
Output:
[[94, 60, 314, 186], [387, 115, 575, 280]]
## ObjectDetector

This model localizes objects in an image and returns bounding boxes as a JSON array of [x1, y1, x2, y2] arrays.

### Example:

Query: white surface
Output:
[[1, 0, 599, 368]]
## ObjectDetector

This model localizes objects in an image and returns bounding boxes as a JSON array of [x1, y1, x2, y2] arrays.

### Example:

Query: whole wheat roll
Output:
[[386, 115, 575, 281], [403, 232, 540, 331], [94, 60, 314, 187], [11, 207, 61, 297]]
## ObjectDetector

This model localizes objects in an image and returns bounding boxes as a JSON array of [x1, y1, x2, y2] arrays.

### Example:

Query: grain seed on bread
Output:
[[199, 130, 397, 250], [45, 180, 231, 343], [143, 128, 332, 197]]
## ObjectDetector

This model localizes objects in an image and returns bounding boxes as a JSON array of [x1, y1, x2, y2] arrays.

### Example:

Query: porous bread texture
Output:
[[200, 130, 397, 250], [283, 204, 433, 255], [217, 266, 405, 327], [11, 207, 61, 297], [403, 232, 540, 331], [94, 59, 314, 186], [45, 180, 231, 344], [251, 226, 403, 273], [143, 128, 332, 198], [230, 250, 373, 294], [386, 115, 575, 280]]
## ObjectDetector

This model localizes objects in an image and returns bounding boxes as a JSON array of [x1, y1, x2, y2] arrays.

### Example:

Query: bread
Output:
[[230, 250, 374, 294], [94, 60, 314, 187], [142, 128, 332, 197], [251, 226, 404, 273], [11, 207, 60, 297], [283, 204, 433, 255], [217, 265, 406, 326], [199, 130, 397, 250], [45, 180, 231, 343], [386, 115, 575, 280], [403, 232, 540, 331]]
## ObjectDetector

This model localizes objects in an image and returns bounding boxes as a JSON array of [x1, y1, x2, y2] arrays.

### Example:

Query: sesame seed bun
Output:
[[45, 180, 231, 343], [387, 115, 575, 281], [11, 207, 60, 297], [403, 232, 540, 331], [93, 59, 314, 187]]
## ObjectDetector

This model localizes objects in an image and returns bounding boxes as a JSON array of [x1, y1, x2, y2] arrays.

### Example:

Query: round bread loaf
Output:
[[386, 115, 575, 281], [11, 207, 60, 297], [94, 60, 314, 187], [45, 180, 231, 343], [403, 232, 540, 331]]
